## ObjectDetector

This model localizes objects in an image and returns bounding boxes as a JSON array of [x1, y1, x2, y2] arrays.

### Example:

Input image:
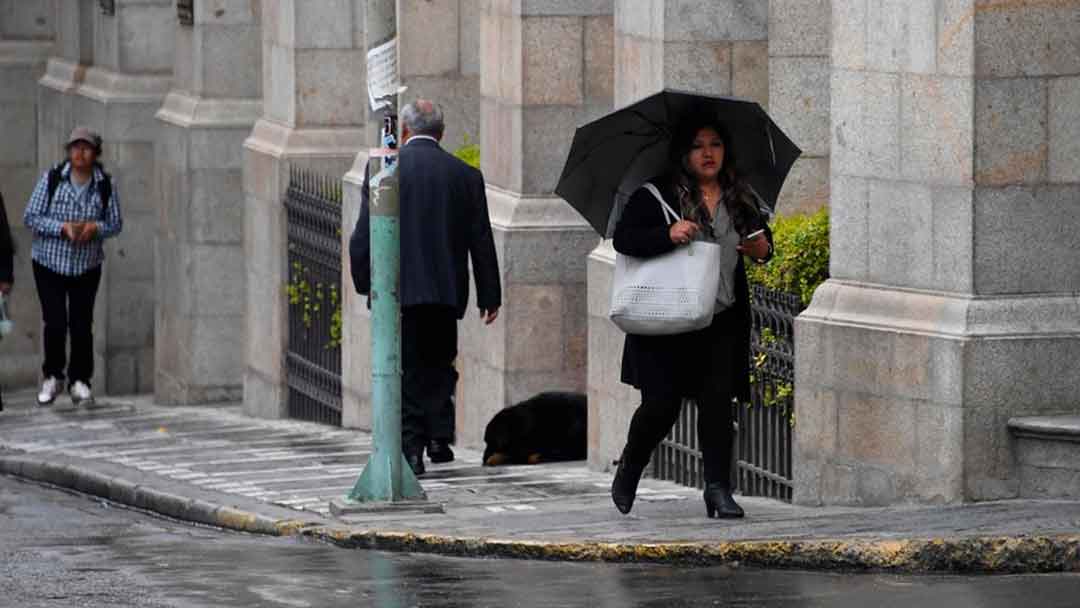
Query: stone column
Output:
[[587, 0, 770, 470], [795, 1, 1080, 506], [340, 1, 483, 430], [399, 0, 481, 152], [41, 0, 175, 393], [769, 0, 829, 215], [453, 0, 614, 449], [0, 0, 55, 388], [154, 1, 262, 404], [244, 0, 368, 420]]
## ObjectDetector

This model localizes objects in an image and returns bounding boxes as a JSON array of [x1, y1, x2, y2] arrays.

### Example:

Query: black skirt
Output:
[[620, 305, 749, 402]]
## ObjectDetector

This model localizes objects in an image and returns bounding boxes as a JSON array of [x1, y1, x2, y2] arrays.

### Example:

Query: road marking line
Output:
[[170, 450, 371, 467]]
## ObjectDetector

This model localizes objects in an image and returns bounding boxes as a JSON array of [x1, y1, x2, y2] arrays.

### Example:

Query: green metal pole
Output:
[[345, 0, 425, 504]]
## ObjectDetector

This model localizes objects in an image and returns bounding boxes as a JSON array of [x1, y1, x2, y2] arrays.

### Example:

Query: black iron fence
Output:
[[284, 167, 344, 426], [651, 284, 804, 501]]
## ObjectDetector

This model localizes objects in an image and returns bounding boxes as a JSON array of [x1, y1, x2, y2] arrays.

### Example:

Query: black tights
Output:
[[623, 388, 735, 486]]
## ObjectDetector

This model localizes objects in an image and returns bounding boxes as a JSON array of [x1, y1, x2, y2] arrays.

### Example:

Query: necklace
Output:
[[701, 185, 721, 205]]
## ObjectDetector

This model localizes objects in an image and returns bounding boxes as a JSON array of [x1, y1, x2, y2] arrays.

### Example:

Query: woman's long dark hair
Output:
[[668, 115, 760, 237]]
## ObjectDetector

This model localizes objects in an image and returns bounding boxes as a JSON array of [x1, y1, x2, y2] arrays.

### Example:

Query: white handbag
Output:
[[609, 183, 723, 336]]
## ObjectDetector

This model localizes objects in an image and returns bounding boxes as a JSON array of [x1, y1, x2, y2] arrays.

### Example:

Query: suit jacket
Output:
[[612, 177, 773, 403], [0, 193, 13, 284], [349, 138, 501, 319]]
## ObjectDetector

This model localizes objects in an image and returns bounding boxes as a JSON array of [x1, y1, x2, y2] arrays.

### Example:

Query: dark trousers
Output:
[[32, 261, 101, 386], [623, 387, 735, 486], [401, 305, 458, 451]]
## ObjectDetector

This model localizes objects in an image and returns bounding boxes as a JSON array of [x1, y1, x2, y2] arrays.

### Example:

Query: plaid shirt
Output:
[[23, 164, 123, 276]]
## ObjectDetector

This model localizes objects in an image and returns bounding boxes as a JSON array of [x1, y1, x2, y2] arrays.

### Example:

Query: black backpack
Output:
[[45, 161, 112, 217]]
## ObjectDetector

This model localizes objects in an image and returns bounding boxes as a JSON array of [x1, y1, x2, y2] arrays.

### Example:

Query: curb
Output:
[[0, 454, 301, 537], [3, 452, 1080, 573]]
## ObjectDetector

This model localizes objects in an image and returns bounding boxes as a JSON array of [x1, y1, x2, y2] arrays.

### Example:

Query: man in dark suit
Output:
[[350, 100, 501, 475]]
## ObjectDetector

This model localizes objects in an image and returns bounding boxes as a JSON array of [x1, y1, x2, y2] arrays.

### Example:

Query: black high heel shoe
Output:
[[704, 483, 744, 519], [610, 450, 645, 515]]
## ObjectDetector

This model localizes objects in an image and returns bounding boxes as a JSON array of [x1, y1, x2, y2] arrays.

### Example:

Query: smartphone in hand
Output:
[[741, 228, 765, 245]]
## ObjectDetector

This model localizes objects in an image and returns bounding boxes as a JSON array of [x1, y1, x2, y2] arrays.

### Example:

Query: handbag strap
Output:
[[642, 183, 681, 226]]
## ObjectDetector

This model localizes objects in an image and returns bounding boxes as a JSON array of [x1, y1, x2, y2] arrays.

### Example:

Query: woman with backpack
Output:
[[23, 127, 122, 406]]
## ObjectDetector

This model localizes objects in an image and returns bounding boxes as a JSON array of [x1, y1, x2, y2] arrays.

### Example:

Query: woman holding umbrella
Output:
[[556, 90, 800, 519], [609, 115, 773, 519]]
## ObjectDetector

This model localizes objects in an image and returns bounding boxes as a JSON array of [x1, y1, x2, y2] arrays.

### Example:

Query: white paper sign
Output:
[[366, 38, 399, 112]]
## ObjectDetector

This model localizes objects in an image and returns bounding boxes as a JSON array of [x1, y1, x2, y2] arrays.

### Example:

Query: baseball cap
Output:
[[66, 126, 102, 153]]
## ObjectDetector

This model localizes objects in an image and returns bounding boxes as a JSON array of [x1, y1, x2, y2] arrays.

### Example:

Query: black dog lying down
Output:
[[482, 392, 587, 466]]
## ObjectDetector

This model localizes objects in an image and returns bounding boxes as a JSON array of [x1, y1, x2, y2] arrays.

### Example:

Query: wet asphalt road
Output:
[[3, 475, 1080, 607]]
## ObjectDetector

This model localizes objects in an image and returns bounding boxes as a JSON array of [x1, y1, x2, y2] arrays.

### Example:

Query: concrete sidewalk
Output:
[[3, 391, 1080, 573]]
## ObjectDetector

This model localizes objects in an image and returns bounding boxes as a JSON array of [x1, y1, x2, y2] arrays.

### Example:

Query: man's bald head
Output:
[[401, 100, 445, 141]]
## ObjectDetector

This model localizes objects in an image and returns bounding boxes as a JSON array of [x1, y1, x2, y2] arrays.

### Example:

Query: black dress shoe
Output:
[[704, 483, 744, 519], [610, 448, 646, 515], [405, 449, 426, 476], [427, 440, 455, 464]]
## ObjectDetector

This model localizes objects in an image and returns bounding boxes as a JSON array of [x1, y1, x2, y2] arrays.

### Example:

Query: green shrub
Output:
[[747, 207, 830, 306], [453, 135, 480, 169]]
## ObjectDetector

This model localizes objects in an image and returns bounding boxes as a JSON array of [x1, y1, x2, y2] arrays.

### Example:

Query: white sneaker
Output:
[[70, 381, 93, 406], [37, 377, 60, 406]]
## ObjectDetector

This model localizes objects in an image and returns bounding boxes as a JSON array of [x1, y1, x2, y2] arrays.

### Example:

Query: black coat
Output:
[[612, 179, 772, 403], [0, 193, 12, 284], [349, 138, 501, 319]]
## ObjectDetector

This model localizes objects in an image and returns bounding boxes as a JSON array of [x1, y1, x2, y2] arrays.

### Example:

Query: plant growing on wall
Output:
[[287, 262, 343, 351], [453, 135, 480, 169]]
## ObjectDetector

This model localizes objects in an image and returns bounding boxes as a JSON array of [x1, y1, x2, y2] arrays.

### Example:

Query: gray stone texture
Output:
[[243, 0, 368, 420], [154, 1, 262, 405], [799, 0, 1080, 506], [30, 0, 177, 394], [770, 0, 830, 214], [0, 3, 55, 389], [399, 0, 482, 161], [460, 0, 613, 450]]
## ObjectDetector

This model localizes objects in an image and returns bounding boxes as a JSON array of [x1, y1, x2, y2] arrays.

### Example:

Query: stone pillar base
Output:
[[242, 119, 366, 420], [154, 92, 260, 405], [0, 41, 54, 389], [341, 151, 371, 431], [455, 188, 598, 449], [795, 280, 1080, 506]]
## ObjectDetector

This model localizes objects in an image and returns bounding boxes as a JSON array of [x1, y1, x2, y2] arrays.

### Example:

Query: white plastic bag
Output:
[[0, 293, 12, 339], [609, 183, 722, 336]]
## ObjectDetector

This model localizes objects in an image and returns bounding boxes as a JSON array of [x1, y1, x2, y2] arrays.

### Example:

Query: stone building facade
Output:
[[2, 0, 1077, 508]]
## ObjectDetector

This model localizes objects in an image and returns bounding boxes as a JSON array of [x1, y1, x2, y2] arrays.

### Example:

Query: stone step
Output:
[[1009, 416, 1080, 499]]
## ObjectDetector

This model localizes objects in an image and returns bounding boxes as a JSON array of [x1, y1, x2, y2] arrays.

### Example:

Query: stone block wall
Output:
[[769, 0, 829, 215], [399, 0, 481, 152], [155, 1, 262, 404], [0, 1, 55, 389], [455, 0, 614, 450], [795, 0, 1080, 506], [244, 0, 368, 421]]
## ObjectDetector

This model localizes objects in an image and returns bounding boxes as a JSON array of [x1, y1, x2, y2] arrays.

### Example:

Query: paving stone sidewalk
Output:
[[4, 391, 1080, 572]]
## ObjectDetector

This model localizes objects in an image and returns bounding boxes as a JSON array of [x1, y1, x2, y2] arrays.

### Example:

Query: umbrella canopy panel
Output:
[[556, 90, 802, 237]]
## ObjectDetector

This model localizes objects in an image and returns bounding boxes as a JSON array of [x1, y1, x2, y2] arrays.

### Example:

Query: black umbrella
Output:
[[555, 89, 801, 237]]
